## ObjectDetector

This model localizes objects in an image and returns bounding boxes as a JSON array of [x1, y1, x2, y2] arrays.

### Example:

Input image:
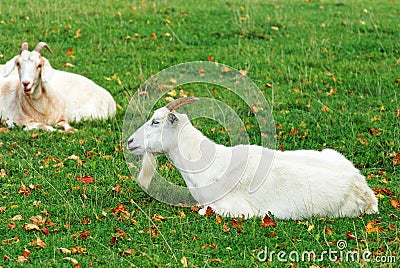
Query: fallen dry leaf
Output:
[[222, 222, 230, 232], [204, 206, 215, 217], [59, 248, 72, 255], [346, 231, 356, 240], [390, 199, 400, 210], [70, 245, 87, 255], [190, 205, 200, 212], [74, 29, 81, 38], [210, 258, 223, 263], [260, 215, 276, 228], [393, 153, 400, 165], [152, 214, 166, 222], [388, 223, 397, 232], [2, 237, 19, 245], [8, 222, 16, 230], [64, 257, 78, 265], [324, 227, 334, 235], [120, 249, 135, 257], [19, 248, 31, 263], [11, 215, 23, 221], [366, 219, 385, 234], [18, 184, 30, 196], [22, 223, 40, 231], [231, 218, 243, 228], [181, 256, 188, 268], [112, 182, 121, 193], [30, 236, 46, 248], [77, 176, 94, 184], [370, 128, 380, 135], [79, 229, 90, 240]]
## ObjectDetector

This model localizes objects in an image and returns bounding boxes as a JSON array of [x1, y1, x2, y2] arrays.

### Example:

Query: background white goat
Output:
[[0, 43, 73, 131], [2, 42, 116, 127], [127, 97, 378, 220]]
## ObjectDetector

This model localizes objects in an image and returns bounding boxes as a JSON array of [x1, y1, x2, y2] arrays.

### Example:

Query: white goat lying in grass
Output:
[[1, 42, 116, 131], [127, 97, 378, 219], [0, 43, 73, 131]]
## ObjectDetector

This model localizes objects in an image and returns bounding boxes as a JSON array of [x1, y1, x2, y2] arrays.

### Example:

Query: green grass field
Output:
[[0, 0, 399, 267]]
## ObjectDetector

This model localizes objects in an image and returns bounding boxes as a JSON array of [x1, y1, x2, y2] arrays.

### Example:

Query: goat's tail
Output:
[[341, 174, 378, 217], [137, 152, 156, 189]]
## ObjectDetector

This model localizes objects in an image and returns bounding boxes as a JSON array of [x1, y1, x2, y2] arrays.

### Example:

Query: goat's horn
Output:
[[166, 97, 199, 111], [21, 42, 29, 52], [34, 42, 53, 55]]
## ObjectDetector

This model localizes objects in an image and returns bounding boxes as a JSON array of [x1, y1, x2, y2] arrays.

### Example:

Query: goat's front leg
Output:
[[5, 118, 15, 128], [55, 120, 76, 133], [23, 122, 56, 132]]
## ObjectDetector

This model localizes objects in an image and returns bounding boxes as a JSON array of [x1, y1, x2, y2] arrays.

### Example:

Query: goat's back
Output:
[[52, 70, 116, 122]]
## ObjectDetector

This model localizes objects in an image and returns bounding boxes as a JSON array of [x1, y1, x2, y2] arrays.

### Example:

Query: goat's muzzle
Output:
[[22, 81, 32, 94], [127, 137, 141, 154]]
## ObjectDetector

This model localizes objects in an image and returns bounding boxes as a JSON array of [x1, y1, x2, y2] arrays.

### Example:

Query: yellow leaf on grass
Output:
[[64, 257, 78, 265], [22, 223, 40, 231], [74, 29, 81, 38], [181, 256, 188, 268], [59, 248, 71, 254]]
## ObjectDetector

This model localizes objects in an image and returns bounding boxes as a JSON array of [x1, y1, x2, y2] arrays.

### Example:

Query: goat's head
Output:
[[4, 42, 54, 95], [127, 97, 199, 155]]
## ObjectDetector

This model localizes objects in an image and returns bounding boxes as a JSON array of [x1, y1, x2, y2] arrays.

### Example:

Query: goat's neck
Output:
[[165, 124, 219, 184], [19, 82, 53, 116]]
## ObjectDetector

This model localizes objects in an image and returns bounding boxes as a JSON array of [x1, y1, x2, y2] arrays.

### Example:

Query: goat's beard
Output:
[[137, 152, 156, 189]]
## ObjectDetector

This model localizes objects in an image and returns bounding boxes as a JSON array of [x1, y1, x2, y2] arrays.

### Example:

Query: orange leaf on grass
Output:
[[393, 153, 400, 165], [370, 128, 380, 135], [112, 182, 121, 193], [77, 176, 94, 184], [215, 215, 223, 224], [231, 218, 243, 228], [18, 184, 30, 196], [366, 219, 385, 234], [30, 236, 46, 248], [324, 227, 334, 235], [79, 229, 90, 240], [388, 224, 397, 232], [390, 199, 400, 210], [204, 206, 215, 216], [346, 231, 355, 240], [260, 215, 276, 228], [222, 222, 230, 232]]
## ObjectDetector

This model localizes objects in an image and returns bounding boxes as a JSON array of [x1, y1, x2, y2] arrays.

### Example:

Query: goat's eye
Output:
[[151, 119, 159, 125], [16, 62, 20, 67], [37, 64, 42, 68]]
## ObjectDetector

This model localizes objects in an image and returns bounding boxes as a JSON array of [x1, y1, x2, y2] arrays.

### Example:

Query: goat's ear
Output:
[[167, 113, 179, 124], [3, 56, 18, 77], [41, 58, 54, 83]]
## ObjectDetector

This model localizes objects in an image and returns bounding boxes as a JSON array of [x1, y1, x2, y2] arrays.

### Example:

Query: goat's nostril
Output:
[[22, 81, 30, 87]]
